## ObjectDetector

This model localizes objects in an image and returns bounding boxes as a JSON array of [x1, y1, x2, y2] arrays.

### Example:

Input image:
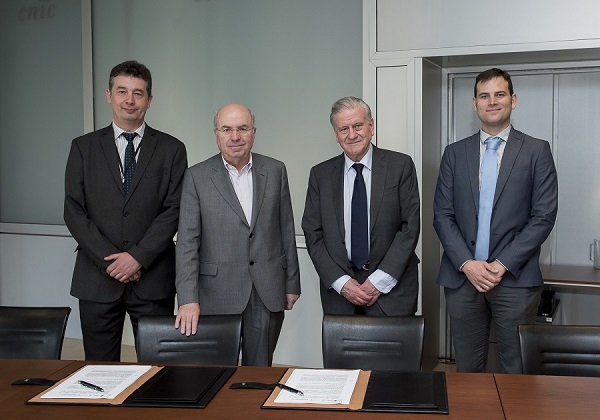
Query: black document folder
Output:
[[362, 371, 448, 413], [122, 366, 236, 408]]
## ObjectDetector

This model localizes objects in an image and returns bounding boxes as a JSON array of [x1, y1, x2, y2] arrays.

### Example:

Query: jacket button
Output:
[[249, 233, 254, 238], [123, 212, 129, 217], [249, 261, 255, 266], [123, 240, 129, 246]]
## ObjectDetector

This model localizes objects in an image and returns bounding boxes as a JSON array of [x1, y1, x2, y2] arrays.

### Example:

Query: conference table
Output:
[[2, 359, 599, 419], [541, 264, 600, 289], [495, 373, 600, 419]]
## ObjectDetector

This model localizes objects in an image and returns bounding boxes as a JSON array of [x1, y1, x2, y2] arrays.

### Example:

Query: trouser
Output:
[[445, 282, 542, 373], [79, 284, 174, 361], [240, 285, 284, 366]]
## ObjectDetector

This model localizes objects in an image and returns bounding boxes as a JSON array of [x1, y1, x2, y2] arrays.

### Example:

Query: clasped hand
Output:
[[340, 278, 381, 306], [463, 260, 505, 293], [105, 252, 142, 283]]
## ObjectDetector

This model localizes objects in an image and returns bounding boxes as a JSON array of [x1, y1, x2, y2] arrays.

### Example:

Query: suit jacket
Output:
[[64, 124, 188, 302], [301, 146, 420, 314], [175, 153, 300, 314], [434, 127, 558, 289]]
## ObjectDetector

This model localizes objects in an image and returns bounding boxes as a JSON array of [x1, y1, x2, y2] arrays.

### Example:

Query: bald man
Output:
[[174, 103, 300, 366]]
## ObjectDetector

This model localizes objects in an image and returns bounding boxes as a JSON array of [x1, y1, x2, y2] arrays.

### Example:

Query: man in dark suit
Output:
[[434, 68, 558, 373], [174, 103, 300, 366], [64, 61, 188, 361], [302, 97, 420, 316]]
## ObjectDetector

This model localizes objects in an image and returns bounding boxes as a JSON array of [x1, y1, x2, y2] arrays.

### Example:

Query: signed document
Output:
[[274, 369, 360, 404], [41, 365, 152, 399]]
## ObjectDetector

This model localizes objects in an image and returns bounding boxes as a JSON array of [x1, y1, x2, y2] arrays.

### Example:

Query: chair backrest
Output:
[[136, 315, 242, 365], [519, 324, 600, 377], [322, 314, 424, 371], [0, 306, 71, 359]]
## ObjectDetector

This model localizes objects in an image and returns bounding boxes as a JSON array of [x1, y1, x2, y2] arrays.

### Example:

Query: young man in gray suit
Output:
[[64, 61, 188, 361], [174, 103, 300, 366], [434, 68, 558, 373], [302, 97, 420, 316]]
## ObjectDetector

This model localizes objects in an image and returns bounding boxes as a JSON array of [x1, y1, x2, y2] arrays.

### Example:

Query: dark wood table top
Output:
[[1, 359, 504, 419], [541, 264, 600, 288], [495, 373, 600, 420]]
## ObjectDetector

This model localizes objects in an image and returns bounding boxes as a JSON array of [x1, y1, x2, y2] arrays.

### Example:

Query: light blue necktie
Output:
[[475, 137, 502, 261]]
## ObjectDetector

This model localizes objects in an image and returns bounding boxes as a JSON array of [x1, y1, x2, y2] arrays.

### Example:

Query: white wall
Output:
[[375, 0, 600, 56], [0, 226, 80, 338]]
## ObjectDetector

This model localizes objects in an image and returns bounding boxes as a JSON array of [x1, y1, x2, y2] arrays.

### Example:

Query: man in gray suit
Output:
[[302, 97, 420, 316], [64, 61, 188, 361], [434, 68, 558, 373], [174, 103, 300, 366]]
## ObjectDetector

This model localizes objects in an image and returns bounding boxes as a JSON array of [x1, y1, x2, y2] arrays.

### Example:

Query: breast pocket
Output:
[[145, 168, 168, 178]]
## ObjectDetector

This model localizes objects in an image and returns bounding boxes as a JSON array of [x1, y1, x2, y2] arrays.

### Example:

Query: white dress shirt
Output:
[[113, 122, 144, 182], [223, 154, 253, 224]]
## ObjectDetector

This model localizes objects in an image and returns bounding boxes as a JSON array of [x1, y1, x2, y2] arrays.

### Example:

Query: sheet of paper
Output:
[[41, 364, 152, 399], [274, 369, 360, 404]]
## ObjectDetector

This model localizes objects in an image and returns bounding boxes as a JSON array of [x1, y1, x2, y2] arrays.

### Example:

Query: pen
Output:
[[276, 382, 304, 396], [78, 380, 104, 392]]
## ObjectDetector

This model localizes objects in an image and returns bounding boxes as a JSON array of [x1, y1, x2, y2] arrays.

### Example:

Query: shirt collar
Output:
[[112, 122, 146, 140], [344, 144, 373, 173], [480, 124, 511, 145], [222, 153, 253, 174]]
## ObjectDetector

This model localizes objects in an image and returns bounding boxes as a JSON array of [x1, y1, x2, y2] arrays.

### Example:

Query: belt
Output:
[[353, 263, 370, 271]]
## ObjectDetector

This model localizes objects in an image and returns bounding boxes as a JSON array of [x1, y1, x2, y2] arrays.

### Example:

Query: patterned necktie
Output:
[[351, 163, 368, 269], [122, 132, 137, 195], [475, 136, 503, 261]]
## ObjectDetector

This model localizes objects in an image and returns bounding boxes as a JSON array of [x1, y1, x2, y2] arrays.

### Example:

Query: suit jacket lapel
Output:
[[99, 125, 125, 195], [250, 155, 266, 230], [370, 146, 386, 230], [494, 128, 522, 206], [466, 134, 481, 212], [332, 154, 345, 238], [210, 155, 250, 228]]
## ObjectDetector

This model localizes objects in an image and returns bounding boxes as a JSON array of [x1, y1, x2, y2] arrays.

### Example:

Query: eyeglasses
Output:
[[215, 126, 255, 136], [336, 122, 366, 135]]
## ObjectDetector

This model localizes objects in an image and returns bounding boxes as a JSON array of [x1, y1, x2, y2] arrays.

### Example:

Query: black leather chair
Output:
[[322, 314, 425, 371], [0, 306, 71, 359], [519, 324, 600, 377], [136, 315, 242, 365]]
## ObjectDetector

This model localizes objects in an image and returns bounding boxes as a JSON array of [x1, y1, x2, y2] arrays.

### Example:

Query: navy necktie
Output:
[[122, 132, 137, 195], [351, 163, 368, 269], [475, 136, 503, 261]]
